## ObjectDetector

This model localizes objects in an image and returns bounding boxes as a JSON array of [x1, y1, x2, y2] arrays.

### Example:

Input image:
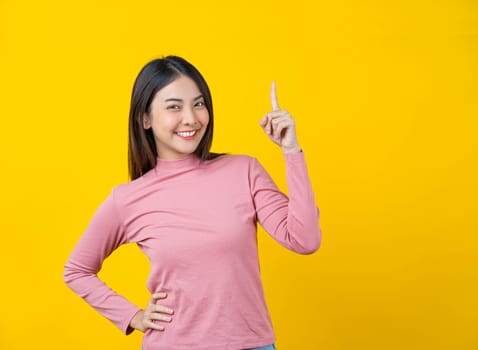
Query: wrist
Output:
[[130, 309, 144, 332], [282, 145, 302, 154]]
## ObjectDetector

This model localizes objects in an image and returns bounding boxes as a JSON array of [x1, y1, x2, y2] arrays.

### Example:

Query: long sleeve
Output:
[[63, 190, 141, 334], [250, 151, 321, 254]]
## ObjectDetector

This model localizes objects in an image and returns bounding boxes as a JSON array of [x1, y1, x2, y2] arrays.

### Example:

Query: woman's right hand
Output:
[[129, 292, 174, 332]]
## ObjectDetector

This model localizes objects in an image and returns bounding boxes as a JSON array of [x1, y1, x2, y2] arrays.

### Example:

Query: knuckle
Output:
[[151, 322, 164, 330]]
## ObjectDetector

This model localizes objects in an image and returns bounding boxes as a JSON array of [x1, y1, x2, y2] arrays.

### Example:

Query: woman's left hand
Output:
[[259, 81, 301, 154]]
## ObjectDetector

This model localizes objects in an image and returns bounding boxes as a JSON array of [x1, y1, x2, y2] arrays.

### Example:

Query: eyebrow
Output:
[[164, 94, 204, 103]]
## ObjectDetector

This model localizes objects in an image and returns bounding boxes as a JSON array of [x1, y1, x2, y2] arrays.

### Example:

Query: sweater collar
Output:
[[154, 154, 201, 173]]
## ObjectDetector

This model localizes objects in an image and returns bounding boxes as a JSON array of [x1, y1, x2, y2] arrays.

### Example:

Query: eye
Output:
[[195, 101, 205, 108], [167, 104, 181, 110]]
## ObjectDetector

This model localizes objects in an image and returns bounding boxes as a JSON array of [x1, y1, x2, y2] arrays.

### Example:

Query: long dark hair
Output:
[[128, 56, 221, 180]]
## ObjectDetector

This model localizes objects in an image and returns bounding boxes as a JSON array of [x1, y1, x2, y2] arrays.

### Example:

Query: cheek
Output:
[[200, 110, 210, 126], [152, 114, 178, 130]]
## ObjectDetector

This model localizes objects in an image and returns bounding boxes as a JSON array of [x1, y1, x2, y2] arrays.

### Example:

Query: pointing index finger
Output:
[[270, 80, 280, 111]]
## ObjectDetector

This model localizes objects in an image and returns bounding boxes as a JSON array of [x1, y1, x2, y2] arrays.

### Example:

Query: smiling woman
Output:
[[127, 56, 223, 180], [142, 76, 210, 160], [63, 55, 321, 350]]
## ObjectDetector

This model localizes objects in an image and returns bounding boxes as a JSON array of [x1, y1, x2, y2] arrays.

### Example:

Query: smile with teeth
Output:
[[175, 130, 197, 137]]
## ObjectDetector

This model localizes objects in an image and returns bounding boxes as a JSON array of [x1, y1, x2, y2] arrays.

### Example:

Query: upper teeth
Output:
[[176, 130, 196, 137]]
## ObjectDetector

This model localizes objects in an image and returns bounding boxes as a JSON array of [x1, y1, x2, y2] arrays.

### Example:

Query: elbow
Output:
[[63, 262, 89, 297], [295, 227, 322, 255], [63, 263, 74, 287], [307, 240, 321, 255], [63, 260, 85, 288], [298, 238, 321, 255], [293, 209, 322, 255]]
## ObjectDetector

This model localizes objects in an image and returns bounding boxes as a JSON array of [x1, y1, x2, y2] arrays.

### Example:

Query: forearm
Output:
[[283, 150, 321, 253], [63, 260, 141, 334], [252, 151, 321, 254]]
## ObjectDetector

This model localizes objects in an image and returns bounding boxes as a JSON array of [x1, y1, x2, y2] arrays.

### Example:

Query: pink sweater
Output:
[[64, 151, 321, 350]]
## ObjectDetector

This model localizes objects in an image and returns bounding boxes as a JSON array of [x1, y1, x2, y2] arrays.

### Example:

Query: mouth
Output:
[[175, 129, 199, 139]]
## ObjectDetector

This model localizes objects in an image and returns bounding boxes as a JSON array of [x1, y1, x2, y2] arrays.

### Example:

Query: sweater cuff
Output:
[[283, 149, 305, 162], [122, 306, 143, 335]]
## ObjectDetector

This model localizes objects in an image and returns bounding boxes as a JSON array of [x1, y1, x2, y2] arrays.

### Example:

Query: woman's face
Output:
[[144, 75, 209, 160]]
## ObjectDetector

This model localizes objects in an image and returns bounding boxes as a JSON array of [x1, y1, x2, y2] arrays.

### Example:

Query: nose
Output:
[[182, 106, 198, 126]]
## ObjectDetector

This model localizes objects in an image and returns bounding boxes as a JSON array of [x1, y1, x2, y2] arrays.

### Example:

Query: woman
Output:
[[64, 56, 321, 350]]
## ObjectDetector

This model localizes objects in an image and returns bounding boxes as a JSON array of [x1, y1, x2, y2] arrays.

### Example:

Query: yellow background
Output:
[[1, 0, 477, 349]]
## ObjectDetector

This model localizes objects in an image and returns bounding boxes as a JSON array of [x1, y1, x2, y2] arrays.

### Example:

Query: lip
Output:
[[175, 129, 199, 140]]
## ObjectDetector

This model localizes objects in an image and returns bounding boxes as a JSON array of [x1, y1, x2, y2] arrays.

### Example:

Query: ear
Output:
[[143, 113, 152, 129]]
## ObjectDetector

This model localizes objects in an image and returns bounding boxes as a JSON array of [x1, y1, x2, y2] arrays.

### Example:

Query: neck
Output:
[[154, 153, 200, 172]]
